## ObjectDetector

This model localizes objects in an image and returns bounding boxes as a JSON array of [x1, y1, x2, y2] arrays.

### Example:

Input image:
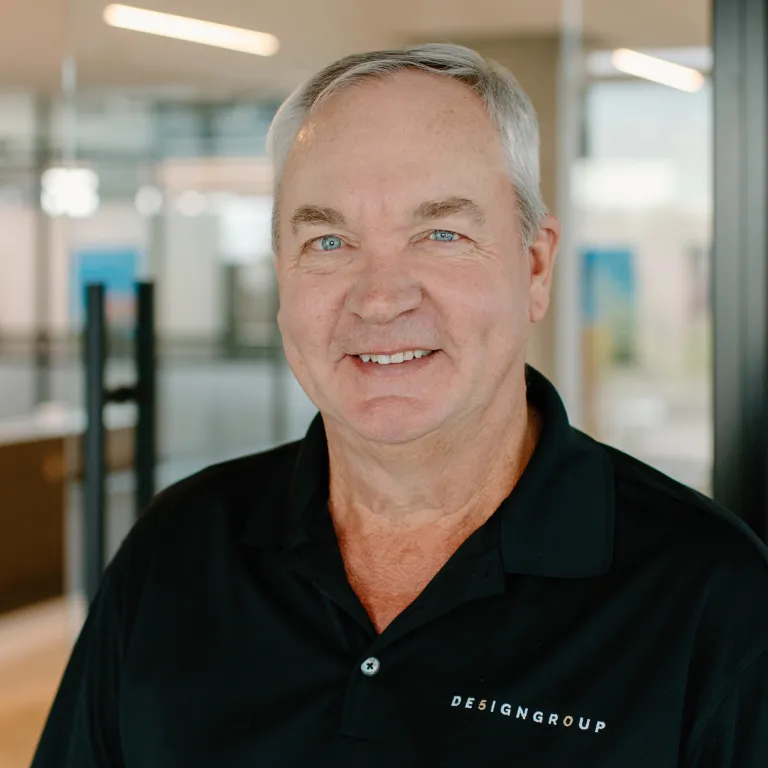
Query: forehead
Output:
[[280, 71, 508, 206]]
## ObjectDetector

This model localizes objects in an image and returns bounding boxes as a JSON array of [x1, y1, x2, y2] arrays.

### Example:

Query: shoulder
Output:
[[588, 438, 768, 694], [594, 439, 768, 645], [601, 440, 768, 573], [138, 439, 302, 534], [103, 439, 302, 604]]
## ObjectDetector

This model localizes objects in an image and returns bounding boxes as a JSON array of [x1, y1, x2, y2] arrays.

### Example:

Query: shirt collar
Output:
[[496, 367, 615, 577], [242, 366, 615, 579]]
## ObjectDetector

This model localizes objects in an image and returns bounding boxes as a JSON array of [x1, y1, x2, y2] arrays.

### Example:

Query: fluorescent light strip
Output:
[[611, 48, 704, 92], [103, 4, 279, 56]]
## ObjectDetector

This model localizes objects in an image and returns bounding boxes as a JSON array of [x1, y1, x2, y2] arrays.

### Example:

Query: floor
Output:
[[0, 599, 83, 768]]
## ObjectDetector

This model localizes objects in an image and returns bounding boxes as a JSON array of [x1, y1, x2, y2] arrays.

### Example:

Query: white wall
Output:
[[0, 206, 36, 333], [0, 202, 226, 340], [159, 212, 222, 338]]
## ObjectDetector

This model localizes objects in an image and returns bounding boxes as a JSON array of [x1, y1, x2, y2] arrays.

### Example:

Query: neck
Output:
[[325, 375, 541, 541]]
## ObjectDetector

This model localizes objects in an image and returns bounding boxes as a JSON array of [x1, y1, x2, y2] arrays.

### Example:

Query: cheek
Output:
[[497, 256, 532, 326], [277, 279, 339, 352], [440, 263, 525, 341]]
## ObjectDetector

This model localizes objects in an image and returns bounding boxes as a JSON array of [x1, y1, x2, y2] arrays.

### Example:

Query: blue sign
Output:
[[581, 247, 637, 363], [71, 247, 139, 330]]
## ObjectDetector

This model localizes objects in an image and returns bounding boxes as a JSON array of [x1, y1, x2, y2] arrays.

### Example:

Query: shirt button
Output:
[[361, 657, 381, 676]]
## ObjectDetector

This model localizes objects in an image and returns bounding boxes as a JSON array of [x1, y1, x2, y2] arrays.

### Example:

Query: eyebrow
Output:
[[288, 196, 486, 235], [289, 205, 347, 234], [412, 197, 486, 226]]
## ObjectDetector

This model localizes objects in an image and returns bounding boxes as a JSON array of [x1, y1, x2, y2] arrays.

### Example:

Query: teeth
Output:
[[359, 349, 433, 365]]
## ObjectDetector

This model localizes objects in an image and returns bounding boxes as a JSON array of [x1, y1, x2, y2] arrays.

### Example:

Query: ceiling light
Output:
[[611, 49, 704, 92], [41, 167, 100, 218], [103, 4, 279, 57]]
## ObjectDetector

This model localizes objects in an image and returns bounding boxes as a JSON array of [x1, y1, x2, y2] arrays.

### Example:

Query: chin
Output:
[[341, 398, 443, 444]]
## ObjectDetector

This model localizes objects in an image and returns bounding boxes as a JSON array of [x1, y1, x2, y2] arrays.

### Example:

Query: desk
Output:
[[0, 406, 134, 614]]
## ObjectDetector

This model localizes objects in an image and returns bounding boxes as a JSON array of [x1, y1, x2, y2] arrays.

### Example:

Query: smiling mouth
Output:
[[354, 349, 436, 366]]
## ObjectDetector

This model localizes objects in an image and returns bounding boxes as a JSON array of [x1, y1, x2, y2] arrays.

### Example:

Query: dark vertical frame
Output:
[[135, 282, 157, 516], [84, 284, 107, 601], [712, 0, 768, 539]]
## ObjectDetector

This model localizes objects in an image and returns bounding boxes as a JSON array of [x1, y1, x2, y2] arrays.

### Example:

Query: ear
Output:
[[528, 214, 560, 323]]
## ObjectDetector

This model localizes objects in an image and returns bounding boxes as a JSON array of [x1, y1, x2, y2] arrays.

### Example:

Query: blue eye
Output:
[[318, 235, 343, 251], [429, 230, 460, 242]]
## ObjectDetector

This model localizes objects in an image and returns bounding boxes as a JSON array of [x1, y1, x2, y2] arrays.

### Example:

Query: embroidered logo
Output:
[[451, 695, 606, 734]]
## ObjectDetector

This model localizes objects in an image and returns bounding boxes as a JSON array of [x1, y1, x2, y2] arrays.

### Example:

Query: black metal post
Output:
[[84, 284, 107, 601], [712, 0, 768, 539], [135, 282, 157, 516]]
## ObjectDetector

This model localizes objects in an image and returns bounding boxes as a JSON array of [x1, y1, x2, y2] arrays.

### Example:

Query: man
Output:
[[33, 45, 767, 767]]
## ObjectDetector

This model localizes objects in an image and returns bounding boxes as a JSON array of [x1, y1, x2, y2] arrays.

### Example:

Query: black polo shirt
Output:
[[32, 368, 768, 767]]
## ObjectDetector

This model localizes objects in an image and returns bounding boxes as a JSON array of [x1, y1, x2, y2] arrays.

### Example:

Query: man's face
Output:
[[276, 70, 557, 444]]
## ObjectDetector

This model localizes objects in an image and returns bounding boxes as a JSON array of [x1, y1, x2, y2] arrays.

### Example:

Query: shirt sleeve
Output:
[[684, 648, 768, 768], [30, 559, 127, 768]]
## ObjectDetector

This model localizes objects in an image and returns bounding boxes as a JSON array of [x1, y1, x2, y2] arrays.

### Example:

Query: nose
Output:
[[344, 251, 422, 325]]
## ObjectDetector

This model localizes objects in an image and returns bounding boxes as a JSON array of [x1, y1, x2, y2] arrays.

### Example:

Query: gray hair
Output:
[[266, 43, 547, 251]]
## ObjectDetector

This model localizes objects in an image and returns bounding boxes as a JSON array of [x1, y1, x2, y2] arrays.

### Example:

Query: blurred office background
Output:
[[1, 0, 766, 765]]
